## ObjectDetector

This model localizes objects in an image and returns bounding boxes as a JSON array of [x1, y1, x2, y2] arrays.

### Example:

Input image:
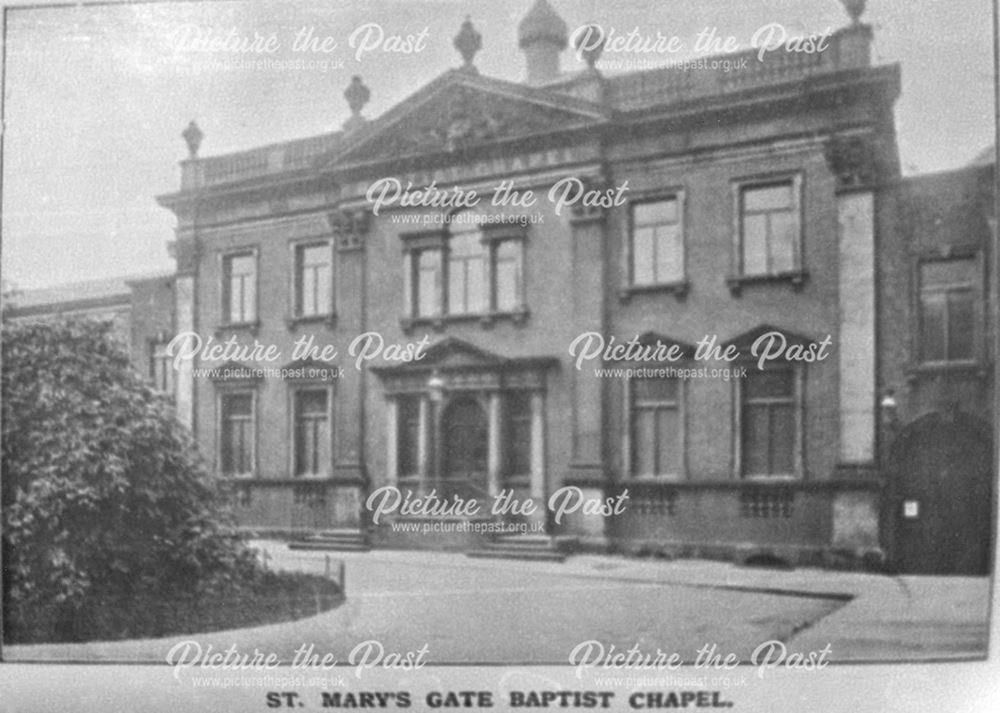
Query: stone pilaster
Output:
[[329, 208, 371, 484]]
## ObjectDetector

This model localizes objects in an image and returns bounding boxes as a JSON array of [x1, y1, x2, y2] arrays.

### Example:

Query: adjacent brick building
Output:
[[5, 273, 176, 394]]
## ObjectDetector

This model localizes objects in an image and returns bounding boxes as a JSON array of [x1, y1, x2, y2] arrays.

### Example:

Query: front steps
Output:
[[466, 533, 576, 562], [288, 528, 371, 552]]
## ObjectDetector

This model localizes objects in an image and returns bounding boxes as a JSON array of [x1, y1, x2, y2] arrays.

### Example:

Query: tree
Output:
[[2, 317, 257, 642]]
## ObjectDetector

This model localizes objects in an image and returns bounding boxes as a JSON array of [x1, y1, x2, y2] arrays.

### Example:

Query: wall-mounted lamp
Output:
[[427, 370, 446, 404], [880, 389, 899, 426]]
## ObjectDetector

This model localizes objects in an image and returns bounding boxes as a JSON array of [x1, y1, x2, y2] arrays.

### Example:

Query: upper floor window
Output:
[[293, 388, 331, 477], [740, 366, 798, 478], [493, 239, 523, 312], [414, 248, 443, 318], [220, 391, 254, 477], [403, 215, 525, 322], [919, 257, 978, 364], [736, 178, 802, 278], [222, 251, 257, 324], [630, 196, 683, 286], [448, 222, 487, 315], [631, 377, 683, 478], [293, 242, 333, 318], [149, 339, 174, 394]]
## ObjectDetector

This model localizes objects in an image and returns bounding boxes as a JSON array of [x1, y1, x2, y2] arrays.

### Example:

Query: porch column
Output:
[[385, 398, 398, 487], [530, 392, 546, 499], [487, 392, 502, 498], [417, 396, 430, 494]]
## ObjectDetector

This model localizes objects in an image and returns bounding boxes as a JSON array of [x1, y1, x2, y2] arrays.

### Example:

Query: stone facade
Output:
[[152, 1, 992, 572]]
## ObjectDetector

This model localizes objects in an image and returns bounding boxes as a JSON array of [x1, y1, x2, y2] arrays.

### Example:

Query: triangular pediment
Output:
[[281, 358, 339, 381], [418, 337, 506, 368], [207, 360, 263, 383], [722, 324, 815, 352], [635, 332, 697, 359], [325, 70, 606, 168]]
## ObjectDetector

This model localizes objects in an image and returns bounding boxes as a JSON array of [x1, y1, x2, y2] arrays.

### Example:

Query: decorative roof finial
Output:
[[518, 0, 568, 49], [572, 23, 605, 70], [345, 75, 371, 117], [343, 76, 371, 132], [840, 0, 866, 25], [453, 16, 482, 71], [182, 120, 203, 158]]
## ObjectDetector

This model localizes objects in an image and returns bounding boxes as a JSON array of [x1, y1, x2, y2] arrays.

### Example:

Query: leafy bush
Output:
[[0, 318, 295, 642]]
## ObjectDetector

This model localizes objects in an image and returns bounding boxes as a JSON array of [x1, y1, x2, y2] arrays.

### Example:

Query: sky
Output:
[[1, 0, 996, 290]]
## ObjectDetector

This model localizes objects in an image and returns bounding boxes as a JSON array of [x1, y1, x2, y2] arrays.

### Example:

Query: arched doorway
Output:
[[888, 411, 993, 575], [440, 396, 489, 501]]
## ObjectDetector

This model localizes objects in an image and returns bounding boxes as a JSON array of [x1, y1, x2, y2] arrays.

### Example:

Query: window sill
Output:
[[619, 280, 690, 303], [215, 320, 261, 337], [740, 474, 800, 481], [285, 313, 337, 331], [906, 361, 991, 381], [725, 270, 808, 296], [400, 308, 530, 334], [626, 474, 686, 482]]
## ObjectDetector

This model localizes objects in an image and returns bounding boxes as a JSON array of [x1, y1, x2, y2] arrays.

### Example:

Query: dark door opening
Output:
[[889, 412, 993, 575]]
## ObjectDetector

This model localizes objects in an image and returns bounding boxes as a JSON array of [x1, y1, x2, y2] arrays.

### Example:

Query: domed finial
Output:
[[182, 120, 203, 158], [344, 76, 371, 117], [841, 0, 866, 24], [518, 0, 569, 85], [453, 15, 482, 71], [518, 0, 568, 49], [572, 23, 605, 70]]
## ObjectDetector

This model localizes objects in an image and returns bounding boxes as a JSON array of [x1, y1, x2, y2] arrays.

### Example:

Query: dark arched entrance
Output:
[[888, 411, 993, 575], [440, 396, 489, 500]]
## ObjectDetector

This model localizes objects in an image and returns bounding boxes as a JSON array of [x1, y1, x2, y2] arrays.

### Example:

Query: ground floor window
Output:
[[631, 377, 682, 478], [740, 367, 797, 477], [505, 392, 532, 477], [294, 388, 331, 477], [397, 396, 421, 478], [220, 392, 254, 477]]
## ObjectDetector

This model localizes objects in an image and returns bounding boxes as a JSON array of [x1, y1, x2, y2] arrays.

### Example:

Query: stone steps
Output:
[[466, 534, 574, 563], [288, 528, 371, 552]]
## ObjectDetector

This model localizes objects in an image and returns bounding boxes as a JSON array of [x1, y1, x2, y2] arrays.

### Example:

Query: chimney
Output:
[[518, 0, 568, 85]]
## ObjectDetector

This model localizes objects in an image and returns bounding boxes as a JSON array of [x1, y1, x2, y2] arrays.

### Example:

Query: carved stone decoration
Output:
[[343, 76, 371, 132], [342, 85, 592, 161], [182, 120, 203, 158], [344, 76, 371, 116], [824, 135, 886, 189], [329, 208, 371, 251], [453, 16, 482, 71], [567, 178, 610, 225]]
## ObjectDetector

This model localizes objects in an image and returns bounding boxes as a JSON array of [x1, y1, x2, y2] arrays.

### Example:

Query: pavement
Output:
[[5, 540, 990, 664]]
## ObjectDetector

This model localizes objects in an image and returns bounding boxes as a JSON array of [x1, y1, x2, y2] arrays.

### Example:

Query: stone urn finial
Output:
[[182, 120, 203, 158], [453, 16, 482, 71], [344, 75, 371, 118], [841, 0, 867, 24]]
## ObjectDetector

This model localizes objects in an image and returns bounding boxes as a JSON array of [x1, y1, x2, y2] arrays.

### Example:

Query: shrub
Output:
[[1, 318, 271, 642]]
